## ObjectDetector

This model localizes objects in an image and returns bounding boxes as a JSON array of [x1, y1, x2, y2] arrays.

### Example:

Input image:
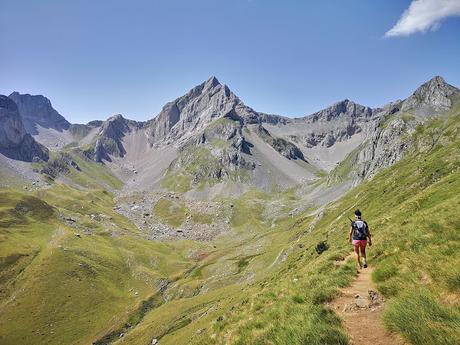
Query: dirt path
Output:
[[329, 264, 406, 345]]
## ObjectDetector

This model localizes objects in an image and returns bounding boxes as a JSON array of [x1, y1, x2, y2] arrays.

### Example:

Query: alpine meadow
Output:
[[1, 1, 460, 345]]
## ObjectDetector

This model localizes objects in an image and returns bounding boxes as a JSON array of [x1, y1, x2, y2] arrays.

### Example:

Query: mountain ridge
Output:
[[3, 75, 459, 192]]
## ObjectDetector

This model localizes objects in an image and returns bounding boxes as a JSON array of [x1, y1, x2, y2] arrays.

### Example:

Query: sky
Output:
[[1, 0, 460, 123]]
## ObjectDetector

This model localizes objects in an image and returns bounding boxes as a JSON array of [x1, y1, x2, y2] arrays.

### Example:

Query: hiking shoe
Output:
[[363, 263, 368, 268]]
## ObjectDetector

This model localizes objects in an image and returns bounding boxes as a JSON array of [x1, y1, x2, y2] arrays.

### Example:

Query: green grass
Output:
[[186, 106, 460, 345], [67, 150, 123, 190], [327, 144, 362, 184], [0, 185, 195, 345], [191, 212, 213, 225], [384, 290, 460, 345], [153, 198, 189, 228], [161, 174, 192, 193]]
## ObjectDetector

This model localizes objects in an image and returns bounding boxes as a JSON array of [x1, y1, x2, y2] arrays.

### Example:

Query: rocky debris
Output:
[[151, 338, 158, 345], [0, 95, 49, 162], [8, 92, 70, 134], [342, 289, 383, 312], [114, 191, 231, 241]]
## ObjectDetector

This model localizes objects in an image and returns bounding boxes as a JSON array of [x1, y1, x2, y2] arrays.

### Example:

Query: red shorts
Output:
[[352, 240, 367, 249]]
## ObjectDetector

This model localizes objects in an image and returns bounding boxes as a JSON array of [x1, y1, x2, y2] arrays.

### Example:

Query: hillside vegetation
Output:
[[193, 104, 460, 345]]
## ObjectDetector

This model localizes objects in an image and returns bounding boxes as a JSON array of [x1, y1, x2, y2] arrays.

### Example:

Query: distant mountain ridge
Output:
[[3, 75, 459, 192]]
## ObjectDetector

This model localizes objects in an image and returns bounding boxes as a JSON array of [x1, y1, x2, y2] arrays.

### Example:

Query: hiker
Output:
[[349, 209, 372, 270]]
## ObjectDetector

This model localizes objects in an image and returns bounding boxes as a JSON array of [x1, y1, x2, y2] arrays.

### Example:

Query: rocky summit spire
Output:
[[204, 76, 221, 88], [146, 76, 259, 145], [402, 76, 460, 112]]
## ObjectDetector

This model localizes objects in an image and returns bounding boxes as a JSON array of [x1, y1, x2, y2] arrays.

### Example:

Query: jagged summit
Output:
[[402, 75, 460, 112], [146, 76, 256, 145], [303, 98, 373, 123], [204, 76, 221, 88]]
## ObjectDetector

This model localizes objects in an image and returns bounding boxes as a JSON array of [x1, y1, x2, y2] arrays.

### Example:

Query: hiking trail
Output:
[[329, 260, 407, 345]]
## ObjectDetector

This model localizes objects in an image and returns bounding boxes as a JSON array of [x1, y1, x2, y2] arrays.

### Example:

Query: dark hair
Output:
[[354, 209, 362, 217]]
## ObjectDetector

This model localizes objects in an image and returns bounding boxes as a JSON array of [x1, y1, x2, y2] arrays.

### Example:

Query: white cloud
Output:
[[385, 0, 460, 37]]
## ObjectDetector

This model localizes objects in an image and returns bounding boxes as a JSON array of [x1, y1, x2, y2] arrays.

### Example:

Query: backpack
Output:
[[352, 220, 368, 240]]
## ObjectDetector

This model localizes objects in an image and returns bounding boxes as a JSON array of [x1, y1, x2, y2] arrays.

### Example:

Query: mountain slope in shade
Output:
[[8, 92, 75, 150], [0, 95, 49, 162], [9, 92, 71, 133]]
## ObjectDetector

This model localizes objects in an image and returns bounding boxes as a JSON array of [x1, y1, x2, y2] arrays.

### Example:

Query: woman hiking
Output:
[[349, 209, 372, 271]]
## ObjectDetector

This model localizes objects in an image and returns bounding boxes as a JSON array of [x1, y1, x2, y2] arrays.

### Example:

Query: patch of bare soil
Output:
[[329, 265, 407, 345]]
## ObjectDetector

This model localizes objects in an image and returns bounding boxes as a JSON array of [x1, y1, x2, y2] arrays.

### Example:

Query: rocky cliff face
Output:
[[146, 77, 259, 146], [0, 95, 49, 162], [9, 92, 70, 134]]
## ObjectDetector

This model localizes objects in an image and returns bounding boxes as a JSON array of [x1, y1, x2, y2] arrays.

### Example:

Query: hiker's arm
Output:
[[367, 227, 372, 246], [348, 226, 353, 243]]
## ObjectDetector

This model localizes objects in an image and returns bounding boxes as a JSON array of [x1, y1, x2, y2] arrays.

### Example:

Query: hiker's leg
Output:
[[361, 243, 367, 267], [354, 244, 361, 269]]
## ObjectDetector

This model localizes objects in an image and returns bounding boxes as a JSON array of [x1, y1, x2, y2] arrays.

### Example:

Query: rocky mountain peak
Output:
[[306, 99, 373, 123], [8, 92, 70, 134], [402, 76, 460, 112], [147, 77, 254, 145], [203, 76, 221, 89], [90, 114, 141, 162]]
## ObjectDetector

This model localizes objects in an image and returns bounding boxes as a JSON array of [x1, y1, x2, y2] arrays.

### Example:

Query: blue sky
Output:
[[1, 0, 459, 123]]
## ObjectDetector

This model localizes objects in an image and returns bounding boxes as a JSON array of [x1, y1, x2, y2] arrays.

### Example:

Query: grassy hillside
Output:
[[1, 106, 459, 345], [0, 185, 198, 345], [190, 106, 460, 344]]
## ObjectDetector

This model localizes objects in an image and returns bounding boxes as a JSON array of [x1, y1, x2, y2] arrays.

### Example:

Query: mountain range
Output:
[[1, 75, 458, 194]]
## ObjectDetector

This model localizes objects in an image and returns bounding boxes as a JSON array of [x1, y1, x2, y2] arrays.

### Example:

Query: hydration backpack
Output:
[[352, 220, 368, 240]]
